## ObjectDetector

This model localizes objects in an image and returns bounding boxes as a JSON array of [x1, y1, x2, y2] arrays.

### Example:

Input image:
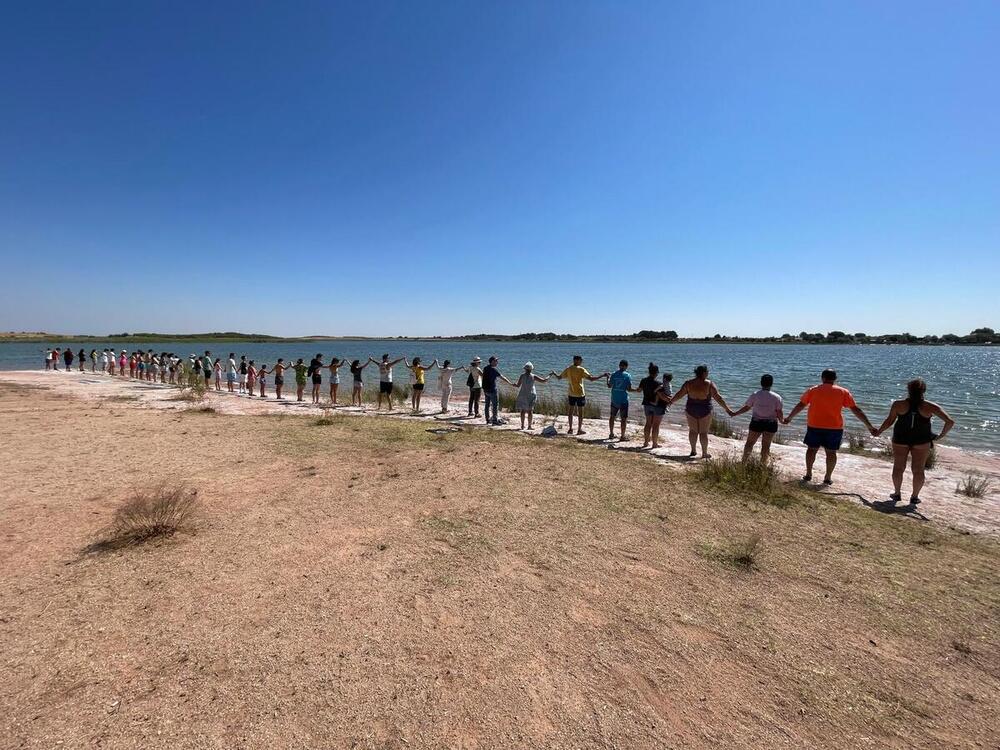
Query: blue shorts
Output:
[[643, 404, 666, 417], [568, 396, 586, 407], [610, 403, 628, 419], [804, 427, 843, 451], [226, 372, 236, 383]]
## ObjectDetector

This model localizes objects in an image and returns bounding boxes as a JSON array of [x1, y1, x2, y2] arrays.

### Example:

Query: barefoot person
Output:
[[784, 369, 877, 484], [308, 354, 324, 404], [513, 362, 549, 430], [730, 374, 784, 463], [349, 359, 370, 407], [226, 354, 238, 393], [257, 363, 270, 398], [437, 360, 466, 413], [550, 356, 608, 436], [327, 358, 346, 405], [273, 358, 289, 399], [293, 358, 309, 402], [404, 357, 437, 413], [246, 360, 257, 396], [875, 378, 955, 505], [638, 363, 670, 449], [371, 354, 404, 411], [667, 364, 733, 458], [606, 359, 635, 441]]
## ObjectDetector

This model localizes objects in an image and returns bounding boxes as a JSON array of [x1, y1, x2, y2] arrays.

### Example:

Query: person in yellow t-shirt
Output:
[[403, 356, 438, 413], [550, 355, 610, 435]]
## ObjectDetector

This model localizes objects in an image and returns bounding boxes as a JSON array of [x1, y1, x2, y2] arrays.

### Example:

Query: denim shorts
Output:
[[610, 403, 629, 419], [643, 403, 666, 417]]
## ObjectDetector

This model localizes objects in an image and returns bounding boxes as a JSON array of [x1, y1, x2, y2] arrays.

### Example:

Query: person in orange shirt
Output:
[[784, 368, 876, 485]]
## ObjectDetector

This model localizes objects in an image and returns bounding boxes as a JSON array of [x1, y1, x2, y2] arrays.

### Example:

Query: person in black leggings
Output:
[[875, 378, 955, 505]]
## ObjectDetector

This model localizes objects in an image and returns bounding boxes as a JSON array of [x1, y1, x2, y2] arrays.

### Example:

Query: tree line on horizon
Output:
[[448, 327, 998, 345], [6, 327, 997, 345]]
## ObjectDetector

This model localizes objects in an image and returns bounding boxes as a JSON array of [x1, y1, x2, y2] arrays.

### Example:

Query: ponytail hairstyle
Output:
[[647, 362, 659, 377], [907, 378, 926, 405]]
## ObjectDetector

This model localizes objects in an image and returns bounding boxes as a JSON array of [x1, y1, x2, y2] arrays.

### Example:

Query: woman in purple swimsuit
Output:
[[668, 364, 734, 458]]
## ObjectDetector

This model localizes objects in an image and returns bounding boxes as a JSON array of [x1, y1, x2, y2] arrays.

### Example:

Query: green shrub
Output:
[[955, 473, 991, 498], [696, 453, 794, 507]]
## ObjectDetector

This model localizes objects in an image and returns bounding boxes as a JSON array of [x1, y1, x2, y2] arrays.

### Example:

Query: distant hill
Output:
[[1, 327, 996, 345]]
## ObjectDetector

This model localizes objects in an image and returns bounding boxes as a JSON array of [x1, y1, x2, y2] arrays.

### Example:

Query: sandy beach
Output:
[[1, 370, 998, 749], [5, 369, 999, 537]]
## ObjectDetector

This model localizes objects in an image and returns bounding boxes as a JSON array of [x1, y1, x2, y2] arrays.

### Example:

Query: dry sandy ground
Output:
[[5, 369, 999, 537], [1, 376, 999, 749]]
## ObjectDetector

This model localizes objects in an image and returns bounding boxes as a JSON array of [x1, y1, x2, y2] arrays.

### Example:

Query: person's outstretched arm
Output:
[[784, 401, 806, 424], [710, 383, 734, 416], [667, 382, 689, 406], [533, 375, 549, 383], [849, 405, 877, 435], [928, 401, 956, 441], [730, 401, 751, 418], [875, 402, 901, 436], [389, 357, 405, 366], [500, 373, 516, 387]]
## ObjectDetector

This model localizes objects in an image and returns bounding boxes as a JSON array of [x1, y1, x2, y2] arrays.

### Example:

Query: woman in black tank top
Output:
[[874, 379, 955, 505]]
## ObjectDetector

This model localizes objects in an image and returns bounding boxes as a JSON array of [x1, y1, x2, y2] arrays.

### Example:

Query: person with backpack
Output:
[[467, 357, 483, 418]]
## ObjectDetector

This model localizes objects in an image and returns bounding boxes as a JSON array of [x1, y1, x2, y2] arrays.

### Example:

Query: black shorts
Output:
[[568, 396, 586, 407], [804, 427, 843, 451], [204, 371, 211, 381], [413, 383, 424, 391], [749, 418, 779, 434], [275, 375, 284, 386], [311, 374, 322, 385], [380, 381, 393, 394]]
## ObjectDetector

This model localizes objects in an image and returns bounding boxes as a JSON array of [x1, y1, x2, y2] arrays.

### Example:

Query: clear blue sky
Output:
[[2, 1, 998, 337]]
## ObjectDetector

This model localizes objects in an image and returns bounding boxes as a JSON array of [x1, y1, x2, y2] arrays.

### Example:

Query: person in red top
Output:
[[784, 369, 876, 485]]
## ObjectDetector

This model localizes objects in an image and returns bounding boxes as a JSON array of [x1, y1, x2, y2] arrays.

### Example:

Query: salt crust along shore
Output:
[[4, 369, 999, 538]]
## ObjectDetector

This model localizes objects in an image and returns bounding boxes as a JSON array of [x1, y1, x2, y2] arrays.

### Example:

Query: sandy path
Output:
[[4, 369, 999, 538]]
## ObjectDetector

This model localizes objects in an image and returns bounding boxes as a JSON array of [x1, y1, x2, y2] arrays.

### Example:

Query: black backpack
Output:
[[466, 372, 475, 388]]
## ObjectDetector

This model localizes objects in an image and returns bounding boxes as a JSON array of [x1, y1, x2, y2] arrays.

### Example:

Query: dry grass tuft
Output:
[[695, 453, 795, 507], [955, 473, 991, 498], [699, 532, 762, 570], [86, 484, 198, 553]]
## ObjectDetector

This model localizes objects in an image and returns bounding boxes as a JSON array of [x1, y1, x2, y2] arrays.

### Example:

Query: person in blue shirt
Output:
[[606, 359, 637, 440]]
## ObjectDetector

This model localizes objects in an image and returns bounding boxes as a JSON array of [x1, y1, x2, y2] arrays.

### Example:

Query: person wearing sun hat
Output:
[[467, 356, 483, 417]]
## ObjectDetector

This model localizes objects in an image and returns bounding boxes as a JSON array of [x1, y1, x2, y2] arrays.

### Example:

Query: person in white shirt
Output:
[[729, 373, 785, 463], [437, 359, 467, 413]]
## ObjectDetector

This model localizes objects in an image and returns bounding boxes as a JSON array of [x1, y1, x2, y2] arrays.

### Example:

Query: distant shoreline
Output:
[[1, 331, 996, 347]]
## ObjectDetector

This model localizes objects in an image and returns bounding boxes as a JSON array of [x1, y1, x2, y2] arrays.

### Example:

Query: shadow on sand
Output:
[[823, 490, 930, 523]]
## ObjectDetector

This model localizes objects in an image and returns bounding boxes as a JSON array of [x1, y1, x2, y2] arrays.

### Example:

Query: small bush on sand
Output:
[[846, 432, 868, 453], [172, 379, 207, 402], [955, 473, 991, 498], [315, 409, 338, 426], [700, 532, 761, 571], [709, 416, 735, 439], [87, 484, 198, 552], [696, 453, 793, 507]]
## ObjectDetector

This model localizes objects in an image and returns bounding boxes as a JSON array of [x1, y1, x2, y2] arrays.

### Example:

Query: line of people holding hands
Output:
[[49, 346, 955, 507]]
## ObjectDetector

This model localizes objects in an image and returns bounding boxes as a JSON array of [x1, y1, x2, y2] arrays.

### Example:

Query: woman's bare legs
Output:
[[742, 431, 760, 461], [685, 414, 700, 455], [643, 414, 653, 447], [759, 432, 774, 463], [651, 414, 663, 448], [909, 443, 931, 500], [891, 443, 909, 497]]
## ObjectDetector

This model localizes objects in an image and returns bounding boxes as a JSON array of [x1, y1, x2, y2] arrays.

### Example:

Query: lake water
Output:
[[2, 341, 998, 453]]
